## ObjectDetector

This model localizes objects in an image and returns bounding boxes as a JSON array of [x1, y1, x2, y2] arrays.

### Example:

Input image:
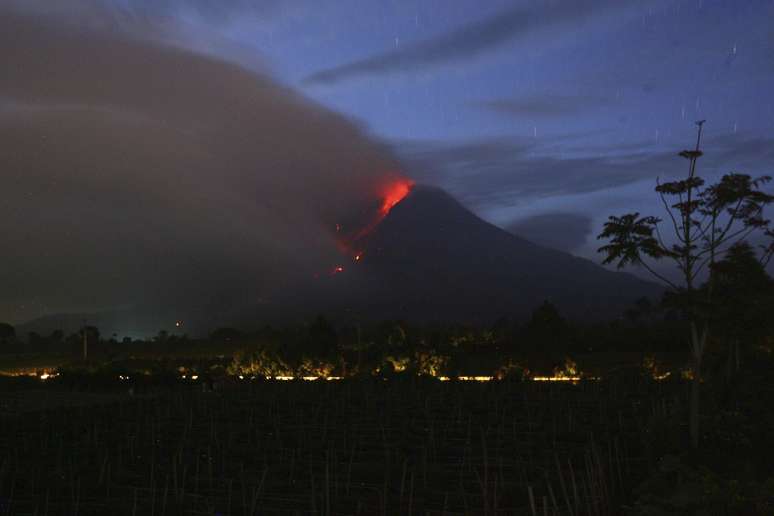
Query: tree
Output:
[[210, 327, 242, 342], [624, 296, 656, 324], [80, 326, 100, 359], [706, 242, 774, 375], [28, 332, 44, 349], [597, 121, 774, 448], [523, 300, 571, 353], [49, 329, 64, 344], [0, 322, 15, 344], [307, 315, 338, 358]]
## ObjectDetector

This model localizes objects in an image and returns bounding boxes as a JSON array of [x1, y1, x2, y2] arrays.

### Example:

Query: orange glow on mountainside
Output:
[[334, 177, 415, 261], [379, 179, 414, 217], [356, 177, 415, 239], [320, 176, 414, 278]]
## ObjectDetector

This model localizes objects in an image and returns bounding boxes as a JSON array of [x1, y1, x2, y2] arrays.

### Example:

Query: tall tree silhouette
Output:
[[524, 300, 570, 352], [706, 242, 774, 375], [597, 121, 774, 448], [308, 315, 338, 358], [0, 323, 14, 345]]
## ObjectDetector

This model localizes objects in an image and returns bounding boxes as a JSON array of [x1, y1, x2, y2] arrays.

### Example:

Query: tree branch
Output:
[[653, 222, 684, 269], [636, 257, 681, 290], [695, 221, 760, 259], [714, 197, 747, 245], [657, 178, 685, 244]]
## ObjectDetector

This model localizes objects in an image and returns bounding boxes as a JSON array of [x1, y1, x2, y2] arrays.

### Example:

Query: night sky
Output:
[[2, 0, 774, 325]]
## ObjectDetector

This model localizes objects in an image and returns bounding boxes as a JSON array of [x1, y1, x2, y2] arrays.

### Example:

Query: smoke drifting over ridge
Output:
[[0, 8, 404, 324]]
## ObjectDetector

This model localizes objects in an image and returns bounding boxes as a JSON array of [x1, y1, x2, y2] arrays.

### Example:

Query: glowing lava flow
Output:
[[378, 179, 414, 217], [336, 177, 415, 260], [315, 177, 414, 279], [342, 179, 414, 248]]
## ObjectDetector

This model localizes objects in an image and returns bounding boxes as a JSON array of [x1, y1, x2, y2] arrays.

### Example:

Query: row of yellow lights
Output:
[[19, 371, 599, 383], [29, 373, 587, 383], [4, 371, 690, 382], [228, 375, 586, 382]]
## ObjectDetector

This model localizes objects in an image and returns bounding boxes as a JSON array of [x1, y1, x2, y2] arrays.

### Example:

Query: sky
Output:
[[2, 0, 774, 325]]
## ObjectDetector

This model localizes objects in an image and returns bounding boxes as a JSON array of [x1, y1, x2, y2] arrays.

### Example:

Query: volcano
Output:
[[17, 186, 661, 337], [306, 185, 661, 322]]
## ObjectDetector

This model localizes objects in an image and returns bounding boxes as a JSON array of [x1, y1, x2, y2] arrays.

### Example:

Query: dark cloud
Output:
[[397, 133, 774, 212], [397, 139, 669, 208], [4, 0, 284, 23], [0, 9, 402, 324], [1, 0, 285, 75], [121, 0, 283, 21], [475, 94, 612, 118], [304, 0, 634, 85], [506, 213, 593, 253]]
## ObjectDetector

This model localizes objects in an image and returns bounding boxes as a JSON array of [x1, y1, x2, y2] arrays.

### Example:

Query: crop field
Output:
[[0, 376, 677, 515]]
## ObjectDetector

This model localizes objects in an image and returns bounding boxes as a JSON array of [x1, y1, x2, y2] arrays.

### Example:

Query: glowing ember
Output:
[[331, 265, 345, 275]]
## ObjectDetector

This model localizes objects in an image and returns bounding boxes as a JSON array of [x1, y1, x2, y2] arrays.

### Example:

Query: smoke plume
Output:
[[0, 7, 404, 325]]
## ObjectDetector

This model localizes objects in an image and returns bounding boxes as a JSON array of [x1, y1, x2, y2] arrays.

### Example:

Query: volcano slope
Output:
[[17, 186, 661, 334], [304, 185, 661, 323]]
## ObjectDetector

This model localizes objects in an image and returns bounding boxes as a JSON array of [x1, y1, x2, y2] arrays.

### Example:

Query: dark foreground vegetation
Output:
[[2, 242, 773, 516], [0, 363, 765, 516], [2, 123, 773, 514], [1, 329, 773, 515]]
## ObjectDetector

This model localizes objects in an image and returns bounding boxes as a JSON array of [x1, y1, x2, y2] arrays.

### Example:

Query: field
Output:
[[0, 374, 677, 515]]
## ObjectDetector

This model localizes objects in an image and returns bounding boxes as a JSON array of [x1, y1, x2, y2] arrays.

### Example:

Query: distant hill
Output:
[[15, 309, 179, 341]]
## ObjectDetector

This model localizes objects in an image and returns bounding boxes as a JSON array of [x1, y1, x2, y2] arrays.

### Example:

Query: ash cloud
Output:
[[304, 0, 638, 85], [507, 213, 593, 253], [0, 8, 402, 325], [2, 0, 283, 22], [397, 133, 774, 214]]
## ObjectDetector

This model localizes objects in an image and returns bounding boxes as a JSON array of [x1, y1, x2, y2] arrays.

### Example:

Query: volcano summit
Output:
[[301, 185, 661, 323]]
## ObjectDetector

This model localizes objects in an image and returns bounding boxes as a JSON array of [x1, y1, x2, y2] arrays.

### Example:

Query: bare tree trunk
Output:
[[725, 338, 740, 380], [734, 340, 741, 373], [689, 321, 707, 449], [689, 355, 701, 448]]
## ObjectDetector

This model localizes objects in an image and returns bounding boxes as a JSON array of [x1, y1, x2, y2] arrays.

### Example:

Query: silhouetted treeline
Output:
[[1, 303, 687, 355], [3, 293, 770, 380], [3, 255, 772, 379]]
